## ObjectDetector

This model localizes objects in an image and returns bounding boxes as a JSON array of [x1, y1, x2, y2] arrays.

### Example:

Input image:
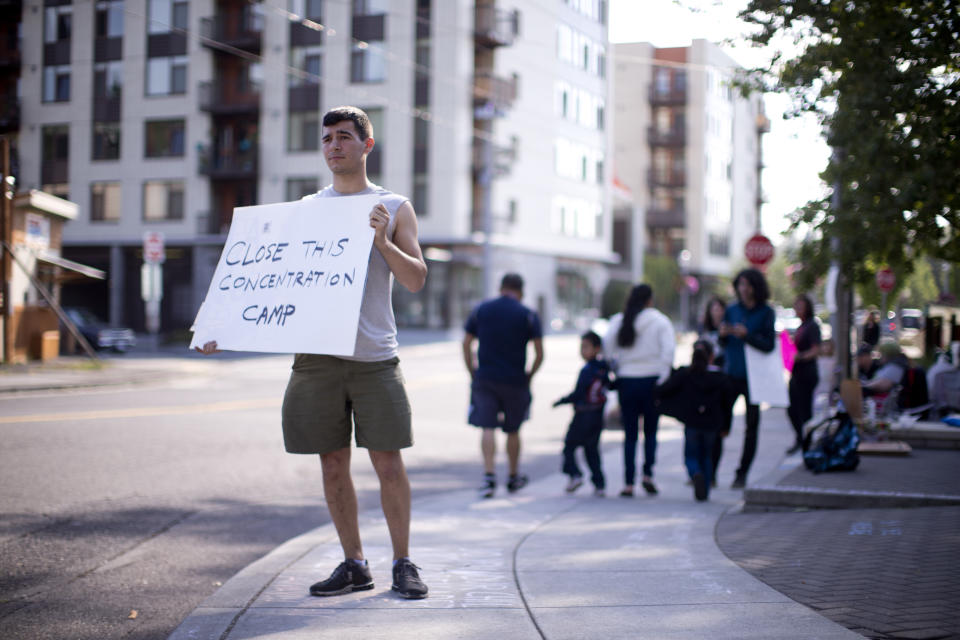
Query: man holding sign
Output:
[[196, 106, 429, 599]]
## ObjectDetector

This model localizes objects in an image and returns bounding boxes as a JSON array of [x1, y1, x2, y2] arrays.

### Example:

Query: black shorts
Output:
[[468, 377, 531, 433]]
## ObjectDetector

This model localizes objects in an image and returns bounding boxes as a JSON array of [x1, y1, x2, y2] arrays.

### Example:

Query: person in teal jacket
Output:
[[717, 268, 776, 489]]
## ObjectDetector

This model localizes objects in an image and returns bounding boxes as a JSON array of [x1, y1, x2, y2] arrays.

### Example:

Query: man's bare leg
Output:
[[506, 431, 521, 476], [320, 447, 363, 560], [368, 449, 410, 560], [481, 428, 497, 474]]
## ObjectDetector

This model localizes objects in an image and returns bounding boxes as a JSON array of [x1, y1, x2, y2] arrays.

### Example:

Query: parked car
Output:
[[898, 308, 924, 350], [63, 308, 136, 353]]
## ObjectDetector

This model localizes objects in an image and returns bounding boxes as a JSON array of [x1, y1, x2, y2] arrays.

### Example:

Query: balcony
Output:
[[645, 206, 685, 229], [475, 4, 519, 48], [647, 126, 685, 147], [648, 86, 686, 106], [198, 80, 261, 114], [647, 168, 686, 188], [352, 13, 385, 41], [93, 95, 121, 122], [200, 12, 262, 52], [288, 83, 320, 113], [290, 20, 323, 47], [473, 72, 517, 111], [198, 146, 259, 179], [94, 36, 122, 62]]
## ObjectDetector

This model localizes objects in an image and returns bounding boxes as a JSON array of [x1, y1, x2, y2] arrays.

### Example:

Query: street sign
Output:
[[143, 231, 165, 264], [876, 267, 896, 293], [744, 233, 774, 266]]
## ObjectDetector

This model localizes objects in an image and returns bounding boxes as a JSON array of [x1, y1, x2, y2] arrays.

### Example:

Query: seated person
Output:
[[862, 341, 908, 398], [855, 343, 880, 384]]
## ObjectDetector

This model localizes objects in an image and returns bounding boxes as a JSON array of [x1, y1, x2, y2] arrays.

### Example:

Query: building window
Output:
[[145, 119, 185, 157], [286, 177, 319, 200], [42, 65, 71, 102], [148, 0, 188, 33], [289, 47, 321, 86], [90, 182, 121, 222], [287, 112, 319, 151], [92, 123, 121, 160], [350, 44, 385, 83], [94, 61, 124, 98], [352, 0, 388, 14], [42, 124, 70, 187], [143, 180, 184, 220], [289, 0, 323, 20], [44, 5, 72, 43], [709, 233, 730, 257], [146, 56, 187, 95], [96, 0, 124, 38]]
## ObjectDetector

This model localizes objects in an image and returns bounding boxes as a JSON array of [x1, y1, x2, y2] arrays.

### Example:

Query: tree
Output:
[[737, 1, 960, 289]]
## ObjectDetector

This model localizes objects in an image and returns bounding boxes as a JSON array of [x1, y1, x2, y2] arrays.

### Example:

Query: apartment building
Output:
[[11, 0, 614, 334], [612, 39, 768, 320]]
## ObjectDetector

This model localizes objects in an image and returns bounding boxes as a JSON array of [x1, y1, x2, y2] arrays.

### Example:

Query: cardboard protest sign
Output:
[[189, 194, 379, 355]]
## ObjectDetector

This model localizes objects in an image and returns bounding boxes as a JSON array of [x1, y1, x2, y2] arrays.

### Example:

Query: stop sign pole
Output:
[[876, 267, 895, 336]]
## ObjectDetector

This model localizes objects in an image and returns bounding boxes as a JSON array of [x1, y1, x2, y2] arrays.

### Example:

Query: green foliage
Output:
[[601, 279, 633, 318], [738, 1, 960, 291], [643, 254, 681, 315]]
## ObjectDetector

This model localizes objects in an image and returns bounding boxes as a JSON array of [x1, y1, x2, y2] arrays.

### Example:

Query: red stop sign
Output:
[[876, 267, 895, 293], [744, 234, 774, 266]]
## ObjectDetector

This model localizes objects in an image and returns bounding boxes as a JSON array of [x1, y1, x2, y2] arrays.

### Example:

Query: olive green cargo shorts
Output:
[[281, 354, 413, 455]]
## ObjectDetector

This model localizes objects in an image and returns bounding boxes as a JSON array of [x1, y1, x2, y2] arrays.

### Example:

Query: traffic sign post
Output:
[[142, 232, 165, 334], [744, 233, 774, 267]]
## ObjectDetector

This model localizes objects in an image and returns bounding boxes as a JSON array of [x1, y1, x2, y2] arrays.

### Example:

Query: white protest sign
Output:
[[745, 339, 790, 407], [189, 194, 379, 355]]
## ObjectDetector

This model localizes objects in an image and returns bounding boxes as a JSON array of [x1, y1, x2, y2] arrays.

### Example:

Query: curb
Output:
[[743, 484, 960, 510]]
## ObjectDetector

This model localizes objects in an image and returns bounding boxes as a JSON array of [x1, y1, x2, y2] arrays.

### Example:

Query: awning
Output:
[[37, 253, 106, 280]]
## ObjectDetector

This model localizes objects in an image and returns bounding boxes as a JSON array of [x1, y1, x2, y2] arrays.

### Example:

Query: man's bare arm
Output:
[[371, 201, 427, 292]]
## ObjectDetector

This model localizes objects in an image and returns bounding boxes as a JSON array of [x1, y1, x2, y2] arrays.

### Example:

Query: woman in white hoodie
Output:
[[603, 284, 676, 496]]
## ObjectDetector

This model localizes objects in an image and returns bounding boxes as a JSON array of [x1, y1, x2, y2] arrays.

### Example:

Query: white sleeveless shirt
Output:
[[304, 184, 408, 361]]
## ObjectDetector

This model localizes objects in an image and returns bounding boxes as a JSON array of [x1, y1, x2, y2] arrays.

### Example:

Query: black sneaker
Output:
[[480, 474, 496, 499], [692, 472, 708, 501], [507, 473, 528, 493], [731, 475, 746, 490], [309, 561, 374, 596], [391, 558, 428, 599]]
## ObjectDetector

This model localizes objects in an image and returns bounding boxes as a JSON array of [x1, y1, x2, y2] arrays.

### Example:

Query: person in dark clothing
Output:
[[856, 343, 880, 383], [553, 331, 610, 497], [786, 294, 822, 454], [656, 340, 733, 501], [463, 273, 544, 498], [862, 311, 881, 347], [718, 268, 776, 489]]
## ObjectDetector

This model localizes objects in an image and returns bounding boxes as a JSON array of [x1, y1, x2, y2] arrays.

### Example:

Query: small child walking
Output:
[[655, 340, 733, 501], [553, 331, 610, 496]]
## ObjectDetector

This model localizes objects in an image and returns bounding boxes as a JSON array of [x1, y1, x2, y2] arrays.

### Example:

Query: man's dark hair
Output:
[[581, 330, 602, 348], [322, 106, 373, 141], [732, 268, 770, 307], [500, 273, 524, 293]]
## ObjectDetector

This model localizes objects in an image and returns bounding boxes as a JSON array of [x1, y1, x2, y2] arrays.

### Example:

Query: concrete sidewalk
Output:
[[166, 415, 864, 640]]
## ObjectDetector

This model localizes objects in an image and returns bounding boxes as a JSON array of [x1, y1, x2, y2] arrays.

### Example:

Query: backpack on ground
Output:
[[802, 412, 860, 473]]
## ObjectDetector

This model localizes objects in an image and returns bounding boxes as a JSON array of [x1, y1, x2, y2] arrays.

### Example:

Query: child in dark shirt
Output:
[[553, 330, 611, 496], [656, 340, 733, 501]]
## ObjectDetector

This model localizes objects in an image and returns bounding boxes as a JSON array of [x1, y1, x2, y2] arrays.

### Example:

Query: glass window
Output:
[[43, 66, 71, 102], [92, 123, 121, 160], [287, 112, 320, 151], [90, 182, 121, 221], [94, 61, 124, 97], [148, 0, 170, 33], [172, 1, 188, 30], [145, 119, 185, 157], [286, 177, 320, 201], [146, 56, 187, 95], [143, 180, 185, 220], [96, 0, 124, 38], [289, 47, 321, 86], [350, 45, 385, 83], [352, 0, 388, 15], [44, 6, 72, 43]]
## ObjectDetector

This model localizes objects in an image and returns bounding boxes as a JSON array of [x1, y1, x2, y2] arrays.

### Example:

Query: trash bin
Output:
[[36, 330, 60, 362]]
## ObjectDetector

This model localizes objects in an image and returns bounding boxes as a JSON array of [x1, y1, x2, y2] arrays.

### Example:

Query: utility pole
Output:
[[1, 136, 12, 364]]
